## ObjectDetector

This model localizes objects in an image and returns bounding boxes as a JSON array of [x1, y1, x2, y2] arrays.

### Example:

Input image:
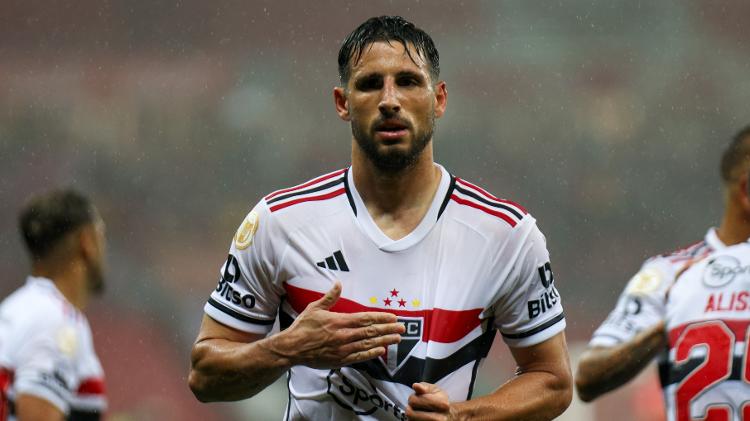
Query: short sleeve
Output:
[[204, 200, 285, 334], [588, 258, 672, 348], [492, 218, 566, 348], [12, 321, 78, 415]]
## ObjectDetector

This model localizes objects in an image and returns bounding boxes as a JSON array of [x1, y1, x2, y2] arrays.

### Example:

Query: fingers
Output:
[[308, 281, 342, 311], [347, 321, 406, 342], [351, 311, 399, 326], [341, 346, 386, 365], [408, 383, 450, 413]]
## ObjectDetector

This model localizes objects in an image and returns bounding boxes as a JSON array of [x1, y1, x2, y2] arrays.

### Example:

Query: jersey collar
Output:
[[705, 227, 726, 251], [346, 164, 454, 252]]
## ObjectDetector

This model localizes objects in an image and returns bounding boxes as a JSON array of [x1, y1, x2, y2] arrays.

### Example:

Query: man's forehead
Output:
[[350, 40, 428, 73]]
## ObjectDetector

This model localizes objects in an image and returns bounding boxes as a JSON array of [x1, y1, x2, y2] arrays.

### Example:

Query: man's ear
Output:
[[434, 81, 447, 118], [333, 86, 350, 121], [78, 224, 98, 262]]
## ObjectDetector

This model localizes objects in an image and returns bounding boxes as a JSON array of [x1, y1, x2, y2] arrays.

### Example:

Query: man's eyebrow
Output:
[[395, 70, 424, 79], [353, 72, 381, 81]]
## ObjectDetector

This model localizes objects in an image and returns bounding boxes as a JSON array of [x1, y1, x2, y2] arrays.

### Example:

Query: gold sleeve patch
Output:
[[626, 268, 663, 295], [234, 211, 260, 250], [57, 326, 78, 357]]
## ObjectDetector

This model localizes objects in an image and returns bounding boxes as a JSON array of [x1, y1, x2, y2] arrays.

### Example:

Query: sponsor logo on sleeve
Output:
[[529, 262, 559, 319], [625, 268, 663, 295], [527, 287, 560, 319], [703, 255, 750, 288], [214, 254, 256, 309], [537, 262, 554, 289], [234, 211, 259, 250]]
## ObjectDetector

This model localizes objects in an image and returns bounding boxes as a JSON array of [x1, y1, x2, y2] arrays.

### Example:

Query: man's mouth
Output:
[[374, 120, 410, 140]]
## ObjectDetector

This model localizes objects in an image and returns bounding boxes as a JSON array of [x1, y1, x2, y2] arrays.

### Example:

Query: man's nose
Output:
[[378, 80, 401, 115]]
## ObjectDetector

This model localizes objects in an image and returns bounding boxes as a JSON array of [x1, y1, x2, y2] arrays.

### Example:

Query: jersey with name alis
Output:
[[0, 277, 106, 421], [662, 241, 750, 421], [204, 165, 565, 420], [588, 228, 725, 349]]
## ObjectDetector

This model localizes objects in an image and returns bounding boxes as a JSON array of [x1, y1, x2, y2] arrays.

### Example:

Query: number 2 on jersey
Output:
[[674, 320, 750, 421]]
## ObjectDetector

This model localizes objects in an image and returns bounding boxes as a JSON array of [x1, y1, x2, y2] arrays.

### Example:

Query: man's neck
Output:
[[32, 262, 88, 310], [351, 144, 442, 240], [716, 195, 750, 246]]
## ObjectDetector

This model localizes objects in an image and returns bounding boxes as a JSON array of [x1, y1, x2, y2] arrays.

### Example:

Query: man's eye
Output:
[[398, 78, 419, 86], [357, 78, 382, 90]]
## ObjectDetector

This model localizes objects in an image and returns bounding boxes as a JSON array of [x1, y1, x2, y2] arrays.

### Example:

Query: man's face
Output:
[[335, 41, 447, 172]]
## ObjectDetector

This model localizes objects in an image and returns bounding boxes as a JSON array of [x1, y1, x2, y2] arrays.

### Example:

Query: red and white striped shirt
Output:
[[204, 165, 565, 420]]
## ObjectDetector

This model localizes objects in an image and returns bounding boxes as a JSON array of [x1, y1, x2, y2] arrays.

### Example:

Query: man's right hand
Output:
[[268, 281, 405, 369]]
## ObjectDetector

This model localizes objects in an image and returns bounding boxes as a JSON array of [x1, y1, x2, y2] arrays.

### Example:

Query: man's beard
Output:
[[352, 115, 434, 173], [87, 263, 105, 295]]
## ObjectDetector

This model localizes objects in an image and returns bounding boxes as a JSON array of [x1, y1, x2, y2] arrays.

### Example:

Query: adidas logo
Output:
[[316, 250, 350, 272]]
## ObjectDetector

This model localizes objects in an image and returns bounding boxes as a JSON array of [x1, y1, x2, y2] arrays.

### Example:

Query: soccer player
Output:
[[576, 125, 750, 404], [0, 190, 107, 421], [660, 228, 750, 420], [189, 16, 572, 420]]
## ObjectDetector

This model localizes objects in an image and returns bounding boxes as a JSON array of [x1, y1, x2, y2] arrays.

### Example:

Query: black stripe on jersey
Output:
[[349, 327, 496, 386], [207, 297, 275, 325], [454, 184, 524, 220], [266, 177, 344, 205], [333, 251, 349, 271], [279, 307, 295, 331], [501, 313, 565, 340], [343, 168, 357, 215], [437, 175, 456, 219], [70, 409, 102, 421], [285, 371, 292, 421], [659, 355, 745, 387]]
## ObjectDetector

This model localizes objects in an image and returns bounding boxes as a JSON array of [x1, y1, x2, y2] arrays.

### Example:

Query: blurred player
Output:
[[0, 190, 107, 421], [576, 125, 750, 403], [189, 16, 572, 420], [660, 222, 750, 420]]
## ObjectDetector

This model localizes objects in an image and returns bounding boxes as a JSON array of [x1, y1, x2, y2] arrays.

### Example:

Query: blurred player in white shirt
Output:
[[0, 189, 107, 421], [576, 126, 750, 409]]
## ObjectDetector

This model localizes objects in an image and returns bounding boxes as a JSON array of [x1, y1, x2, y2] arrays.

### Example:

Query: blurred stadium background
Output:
[[2, 1, 749, 419]]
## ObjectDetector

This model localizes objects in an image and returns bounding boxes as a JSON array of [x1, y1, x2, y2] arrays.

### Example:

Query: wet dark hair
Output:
[[338, 16, 440, 84], [721, 125, 750, 184], [19, 189, 95, 259]]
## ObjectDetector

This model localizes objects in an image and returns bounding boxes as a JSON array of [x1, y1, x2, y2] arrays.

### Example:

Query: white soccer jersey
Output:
[[589, 228, 725, 349], [662, 241, 750, 421], [0, 277, 106, 421], [204, 165, 565, 420]]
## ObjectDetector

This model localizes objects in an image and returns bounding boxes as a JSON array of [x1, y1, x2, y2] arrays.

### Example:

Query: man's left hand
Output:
[[406, 382, 457, 421]]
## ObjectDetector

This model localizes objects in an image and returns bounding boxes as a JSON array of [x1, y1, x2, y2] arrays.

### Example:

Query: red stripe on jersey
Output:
[[0, 367, 13, 420], [283, 283, 483, 344], [265, 169, 347, 201], [269, 188, 346, 212], [455, 178, 527, 214], [77, 377, 106, 396], [668, 319, 750, 348], [450, 194, 517, 227]]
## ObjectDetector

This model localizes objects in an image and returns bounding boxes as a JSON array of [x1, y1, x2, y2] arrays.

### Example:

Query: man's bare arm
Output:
[[406, 332, 572, 421], [575, 321, 666, 402], [188, 282, 405, 402], [15, 394, 64, 421]]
